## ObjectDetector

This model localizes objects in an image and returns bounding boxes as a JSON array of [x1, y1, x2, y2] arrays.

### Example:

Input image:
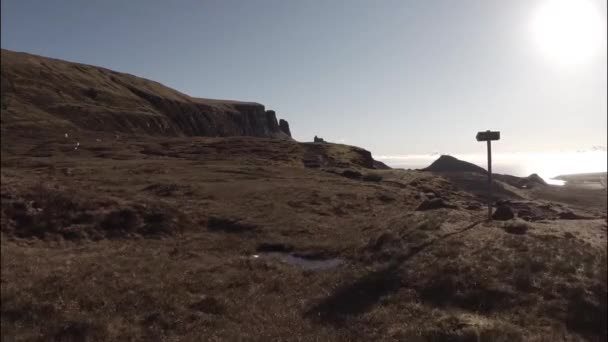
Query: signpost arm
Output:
[[487, 140, 492, 221]]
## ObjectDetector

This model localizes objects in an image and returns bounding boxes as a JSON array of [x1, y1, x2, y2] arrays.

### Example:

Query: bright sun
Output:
[[531, 0, 606, 66]]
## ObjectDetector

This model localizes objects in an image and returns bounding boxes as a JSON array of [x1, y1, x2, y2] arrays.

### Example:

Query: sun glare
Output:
[[531, 0, 606, 66]]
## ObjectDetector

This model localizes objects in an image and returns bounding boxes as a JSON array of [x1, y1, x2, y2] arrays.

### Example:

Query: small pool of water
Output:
[[253, 253, 344, 270], [546, 178, 566, 186]]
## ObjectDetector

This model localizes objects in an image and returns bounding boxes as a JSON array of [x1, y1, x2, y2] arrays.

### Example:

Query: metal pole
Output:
[[487, 139, 492, 221]]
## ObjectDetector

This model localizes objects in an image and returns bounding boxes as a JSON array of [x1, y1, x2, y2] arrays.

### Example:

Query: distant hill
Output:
[[422, 155, 547, 197], [422, 155, 487, 173], [0, 49, 291, 139], [554, 172, 607, 182]]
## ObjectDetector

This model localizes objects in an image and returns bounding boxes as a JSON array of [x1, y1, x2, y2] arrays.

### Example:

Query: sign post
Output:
[[476, 130, 500, 221]]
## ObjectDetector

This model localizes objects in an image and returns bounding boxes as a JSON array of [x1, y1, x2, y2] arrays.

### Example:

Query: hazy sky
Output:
[[2, 0, 606, 156]]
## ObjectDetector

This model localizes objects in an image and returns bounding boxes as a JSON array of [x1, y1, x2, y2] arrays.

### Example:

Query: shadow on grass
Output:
[[306, 219, 484, 324]]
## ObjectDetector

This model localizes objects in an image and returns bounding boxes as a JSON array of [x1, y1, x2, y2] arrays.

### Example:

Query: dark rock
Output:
[[416, 198, 455, 211], [558, 211, 592, 220], [564, 232, 576, 239], [367, 232, 401, 252], [207, 216, 257, 233], [496, 199, 511, 206], [377, 193, 396, 202], [363, 232, 404, 262], [189, 295, 225, 315], [362, 173, 383, 182], [314, 135, 326, 143], [100, 209, 142, 233], [256, 243, 294, 253], [341, 170, 362, 179], [516, 208, 545, 222], [466, 203, 483, 210], [278, 119, 291, 137], [373, 160, 391, 170], [493, 205, 515, 221]]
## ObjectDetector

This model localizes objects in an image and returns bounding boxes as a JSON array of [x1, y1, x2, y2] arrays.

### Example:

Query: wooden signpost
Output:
[[476, 130, 500, 221]]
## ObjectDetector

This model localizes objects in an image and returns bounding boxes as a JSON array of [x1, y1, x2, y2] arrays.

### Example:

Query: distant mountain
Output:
[[423, 155, 547, 192], [422, 155, 487, 173]]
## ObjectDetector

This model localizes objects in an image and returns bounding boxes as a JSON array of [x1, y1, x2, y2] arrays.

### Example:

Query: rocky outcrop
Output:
[[416, 198, 457, 211], [279, 119, 291, 137], [373, 160, 391, 170], [0, 49, 290, 139], [526, 174, 547, 186]]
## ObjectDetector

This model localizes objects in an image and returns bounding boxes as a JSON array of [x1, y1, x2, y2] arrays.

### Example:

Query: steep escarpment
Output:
[[0, 49, 290, 138]]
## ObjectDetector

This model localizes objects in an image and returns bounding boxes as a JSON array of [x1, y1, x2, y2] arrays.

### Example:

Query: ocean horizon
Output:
[[377, 150, 608, 183]]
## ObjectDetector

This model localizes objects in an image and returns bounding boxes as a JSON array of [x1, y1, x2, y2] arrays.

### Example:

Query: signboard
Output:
[[476, 131, 500, 142], [476, 130, 501, 221]]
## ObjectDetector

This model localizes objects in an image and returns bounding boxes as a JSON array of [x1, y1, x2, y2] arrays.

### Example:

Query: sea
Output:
[[376, 150, 608, 186]]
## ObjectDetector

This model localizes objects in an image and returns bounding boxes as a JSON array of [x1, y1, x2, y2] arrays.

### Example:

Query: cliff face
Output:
[[0, 49, 291, 139]]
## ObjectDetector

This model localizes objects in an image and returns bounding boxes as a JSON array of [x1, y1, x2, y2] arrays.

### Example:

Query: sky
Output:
[[1, 0, 607, 158]]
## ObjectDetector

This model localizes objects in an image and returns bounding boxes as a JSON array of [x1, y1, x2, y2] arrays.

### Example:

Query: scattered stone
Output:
[[493, 205, 515, 221]]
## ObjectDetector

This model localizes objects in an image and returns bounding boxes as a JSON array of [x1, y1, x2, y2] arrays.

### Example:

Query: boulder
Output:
[[493, 205, 515, 221]]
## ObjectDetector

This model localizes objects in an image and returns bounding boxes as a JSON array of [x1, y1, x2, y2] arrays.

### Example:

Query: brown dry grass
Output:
[[1, 133, 607, 341]]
